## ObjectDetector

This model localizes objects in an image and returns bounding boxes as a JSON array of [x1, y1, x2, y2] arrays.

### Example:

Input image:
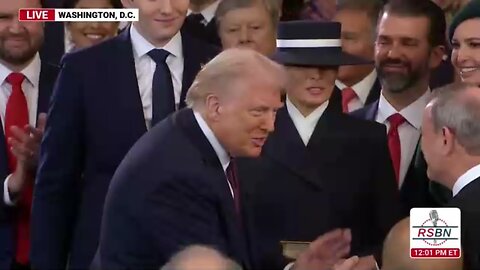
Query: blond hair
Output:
[[185, 48, 285, 109]]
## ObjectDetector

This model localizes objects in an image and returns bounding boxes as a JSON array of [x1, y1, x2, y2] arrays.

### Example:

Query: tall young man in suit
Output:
[[422, 82, 480, 270], [30, 0, 218, 269], [330, 0, 383, 113], [0, 0, 59, 269], [351, 0, 446, 214], [240, 21, 403, 270], [96, 48, 354, 270]]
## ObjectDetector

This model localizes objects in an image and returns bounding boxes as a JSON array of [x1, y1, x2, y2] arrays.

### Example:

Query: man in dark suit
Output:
[[351, 0, 447, 214], [30, 0, 219, 269], [96, 48, 355, 270], [240, 21, 403, 270], [0, 0, 59, 269], [183, 0, 221, 46], [330, 0, 383, 113], [421, 82, 480, 270]]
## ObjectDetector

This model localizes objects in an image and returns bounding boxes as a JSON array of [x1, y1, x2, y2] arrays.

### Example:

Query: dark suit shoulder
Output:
[[60, 35, 126, 66], [182, 32, 220, 59], [334, 112, 386, 138], [449, 178, 480, 210]]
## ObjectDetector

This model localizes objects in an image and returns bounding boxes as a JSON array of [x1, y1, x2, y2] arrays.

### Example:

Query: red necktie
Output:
[[341, 87, 357, 113], [387, 113, 406, 183], [226, 158, 241, 217], [4, 72, 32, 265]]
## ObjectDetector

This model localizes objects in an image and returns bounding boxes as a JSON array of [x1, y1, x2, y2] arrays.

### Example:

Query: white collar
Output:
[[0, 53, 41, 88], [130, 24, 183, 59], [286, 97, 329, 145], [335, 69, 377, 104], [188, 0, 221, 24], [377, 89, 431, 129], [453, 163, 480, 197], [193, 110, 230, 171]]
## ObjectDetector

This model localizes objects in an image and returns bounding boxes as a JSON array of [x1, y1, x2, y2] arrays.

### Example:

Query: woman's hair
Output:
[[448, 0, 480, 44], [62, 0, 123, 9]]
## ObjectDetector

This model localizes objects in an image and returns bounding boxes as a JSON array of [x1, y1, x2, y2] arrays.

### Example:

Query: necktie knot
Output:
[[341, 87, 357, 113], [388, 113, 406, 129], [148, 49, 170, 65], [187, 13, 206, 25], [6, 72, 25, 87]]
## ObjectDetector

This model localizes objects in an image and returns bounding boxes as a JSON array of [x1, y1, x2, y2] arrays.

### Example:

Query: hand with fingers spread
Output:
[[293, 229, 352, 270], [7, 113, 47, 195]]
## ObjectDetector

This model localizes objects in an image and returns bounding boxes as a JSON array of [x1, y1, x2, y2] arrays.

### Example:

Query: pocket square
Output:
[[280, 241, 310, 259]]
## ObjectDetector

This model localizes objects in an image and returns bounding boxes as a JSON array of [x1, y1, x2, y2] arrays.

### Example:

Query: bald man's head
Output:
[[161, 245, 242, 270], [382, 218, 463, 270]]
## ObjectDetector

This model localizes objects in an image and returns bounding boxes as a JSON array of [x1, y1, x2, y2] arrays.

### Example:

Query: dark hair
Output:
[[62, 0, 123, 9], [336, 0, 384, 32], [448, 0, 480, 44], [381, 0, 446, 47]]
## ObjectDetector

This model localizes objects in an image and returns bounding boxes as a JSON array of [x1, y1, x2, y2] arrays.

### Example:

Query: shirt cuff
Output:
[[284, 262, 295, 270], [3, 174, 17, 206]]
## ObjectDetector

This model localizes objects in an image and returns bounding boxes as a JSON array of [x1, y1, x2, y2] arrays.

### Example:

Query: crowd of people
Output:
[[0, 0, 479, 270]]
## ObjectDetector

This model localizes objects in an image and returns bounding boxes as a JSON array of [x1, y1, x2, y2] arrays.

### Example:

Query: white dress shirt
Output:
[[188, 0, 221, 25], [1, 53, 41, 205], [130, 24, 184, 129], [376, 90, 431, 187], [335, 69, 377, 112], [286, 97, 329, 146], [452, 163, 480, 197], [193, 111, 234, 198]]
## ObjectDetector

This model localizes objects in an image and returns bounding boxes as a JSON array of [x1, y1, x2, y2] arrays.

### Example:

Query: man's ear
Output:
[[429, 45, 446, 70], [205, 94, 221, 122], [441, 126, 456, 155]]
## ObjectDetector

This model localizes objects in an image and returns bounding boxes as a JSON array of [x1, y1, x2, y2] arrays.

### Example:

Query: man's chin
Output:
[[0, 49, 37, 66]]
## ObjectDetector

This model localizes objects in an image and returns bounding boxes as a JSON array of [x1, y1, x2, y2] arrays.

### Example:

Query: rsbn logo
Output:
[[410, 208, 461, 258]]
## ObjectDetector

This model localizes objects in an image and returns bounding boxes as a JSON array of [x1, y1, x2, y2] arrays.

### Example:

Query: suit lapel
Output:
[[173, 109, 251, 268], [365, 78, 381, 105], [364, 100, 379, 121], [179, 34, 203, 109], [263, 107, 323, 190], [111, 29, 147, 135], [36, 62, 59, 118]]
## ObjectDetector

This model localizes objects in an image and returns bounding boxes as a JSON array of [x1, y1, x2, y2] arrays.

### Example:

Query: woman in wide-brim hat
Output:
[[272, 20, 370, 117], [246, 20, 399, 270], [449, 0, 480, 86]]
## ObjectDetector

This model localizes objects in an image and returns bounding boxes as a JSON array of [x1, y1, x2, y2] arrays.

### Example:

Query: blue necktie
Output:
[[147, 48, 175, 126]]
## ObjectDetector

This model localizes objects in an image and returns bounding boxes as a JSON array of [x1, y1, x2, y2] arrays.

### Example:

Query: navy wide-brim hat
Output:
[[448, 0, 480, 43], [272, 21, 372, 67]]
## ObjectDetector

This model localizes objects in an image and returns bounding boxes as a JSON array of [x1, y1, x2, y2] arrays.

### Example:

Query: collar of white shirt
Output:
[[286, 97, 329, 146], [130, 24, 183, 60], [377, 89, 431, 129], [452, 163, 480, 197], [0, 53, 41, 89], [187, 0, 221, 25], [193, 110, 230, 171], [335, 69, 377, 105]]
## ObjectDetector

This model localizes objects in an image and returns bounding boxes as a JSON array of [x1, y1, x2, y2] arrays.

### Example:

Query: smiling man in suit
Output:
[[351, 0, 446, 214], [239, 21, 403, 270], [421, 82, 480, 270], [0, 0, 59, 269], [30, 0, 218, 269], [96, 48, 356, 270]]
